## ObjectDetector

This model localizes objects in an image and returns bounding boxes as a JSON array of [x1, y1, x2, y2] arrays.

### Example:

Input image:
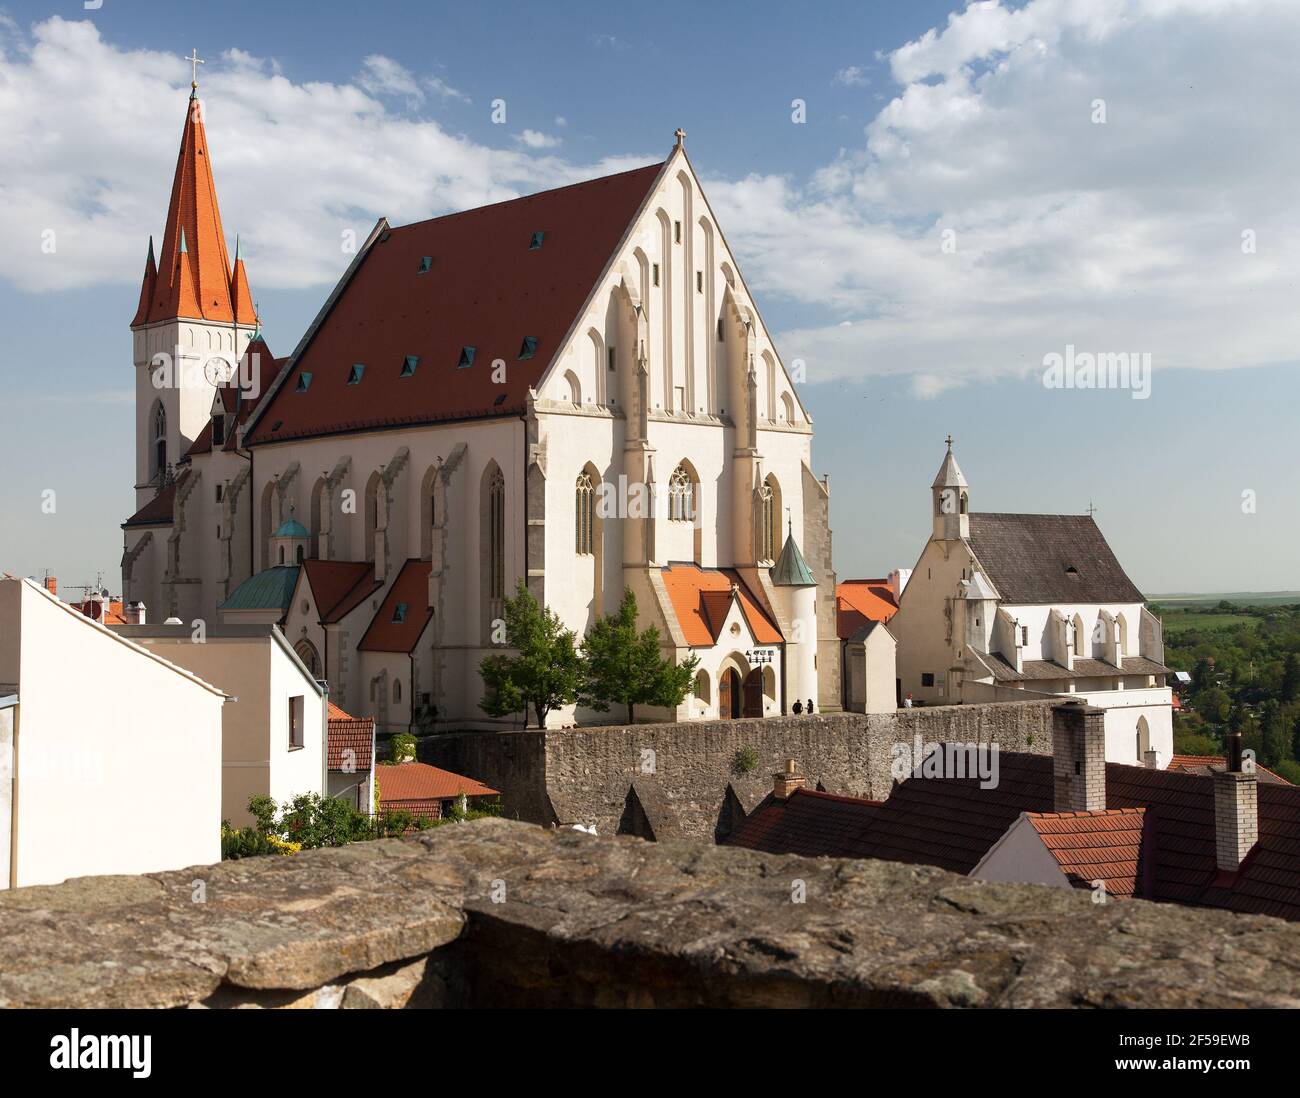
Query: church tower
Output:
[[130, 63, 257, 510], [931, 436, 969, 541]]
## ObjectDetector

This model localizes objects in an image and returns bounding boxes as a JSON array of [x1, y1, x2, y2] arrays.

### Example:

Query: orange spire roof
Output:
[[140, 93, 252, 326], [130, 237, 157, 327], [230, 239, 256, 326]]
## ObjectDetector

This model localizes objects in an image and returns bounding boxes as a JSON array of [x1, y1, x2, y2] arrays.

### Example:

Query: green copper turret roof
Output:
[[771, 529, 816, 587]]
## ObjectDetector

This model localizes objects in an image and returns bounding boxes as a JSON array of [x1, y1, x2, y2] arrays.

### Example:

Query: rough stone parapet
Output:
[[2, 819, 1297, 1008]]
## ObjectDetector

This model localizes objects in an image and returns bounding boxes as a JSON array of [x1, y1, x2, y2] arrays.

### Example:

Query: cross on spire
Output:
[[944, 434, 954, 449], [674, 127, 686, 148], [184, 48, 205, 89], [1086, 500, 1098, 518]]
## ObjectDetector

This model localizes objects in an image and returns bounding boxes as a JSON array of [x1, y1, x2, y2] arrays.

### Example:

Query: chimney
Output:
[[1143, 749, 1158, 769], [123, 601, 146, 626], [43, 573, 57, 596], [772, 758, 806, 800], [1214, 731, 1258, 873], [1052, 701, 1106, 812]]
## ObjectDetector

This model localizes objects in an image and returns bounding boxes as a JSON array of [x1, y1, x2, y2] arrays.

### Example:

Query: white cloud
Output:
[[832, 65, 870, 87], [513, 129, 562, 150], [0, 18, 649, 293], [708, 0, 1300, 395]]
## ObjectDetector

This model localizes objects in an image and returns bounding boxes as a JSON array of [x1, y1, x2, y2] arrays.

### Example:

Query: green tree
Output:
[[478, 581, 584, 728], [1281, 652, 1300, 703], [582, 588, 699, 723]]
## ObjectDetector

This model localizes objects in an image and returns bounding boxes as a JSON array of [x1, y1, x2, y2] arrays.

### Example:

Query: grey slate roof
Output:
[[967, 513, 1145, 605]]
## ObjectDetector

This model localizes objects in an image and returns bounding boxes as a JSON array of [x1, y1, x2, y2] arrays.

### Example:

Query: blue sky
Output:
[[1, 0, 1299, 597]]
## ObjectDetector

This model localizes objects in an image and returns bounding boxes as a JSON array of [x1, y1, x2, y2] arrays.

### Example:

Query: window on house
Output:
[[1021, 626, 1029, 646], [488, 467, 505, 600], [417, 255, 432, 273], [394, 680, 402, 703], [518, 336, 538, 360], [279, 546, 286, 564], [295, 545, 305, 564], [575, 472, 595, 554], [696, 271, 703, 293], [296, 372, 312, 392], [212, 415, 225, 446], [674, 220, 681, 243], [529, 231, 545, 250], [652, 263, 660, 286], [347, 363, 365, 385], [921, 673, 935, 687], [607, 346, 616, 372], [717, 317, 724, 341], [215, 484, 223, 503], [457, 346, 476, 369], [289, 695, 304, 749], [400, 355, 418, 377]]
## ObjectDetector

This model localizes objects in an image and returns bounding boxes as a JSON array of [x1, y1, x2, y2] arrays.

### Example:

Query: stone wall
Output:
[[2, 819, 1297, 1008], [424, 700, 1058, 841]]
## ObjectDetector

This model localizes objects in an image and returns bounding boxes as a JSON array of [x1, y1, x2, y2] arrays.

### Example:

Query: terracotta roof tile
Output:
[[327, 702, 374, 772], [660, 564, 782, 647], [835, 579, 897, 640], [725, 788, 882, 857], [122, 469, 188, 528], [1168, 754, 1290, 785], [245, 161, 664, 445], [1024, 808, 1148, 896], [358, 559, 432, 652], [301, 559, 382, 623], [376, 762, 498, 803]]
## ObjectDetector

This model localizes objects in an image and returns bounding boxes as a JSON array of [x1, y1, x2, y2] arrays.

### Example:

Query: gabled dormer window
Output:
[[400, 355, 418, 378], [296, 372, 312, 392], [347, 363, 365, 385], [457, 346, 475, 369], [518, 336, 538, 360], [392, 601, 408, 624], [529, 231, 545, 250], [417, 255, 432, 273], [212, 414, 225, 446]]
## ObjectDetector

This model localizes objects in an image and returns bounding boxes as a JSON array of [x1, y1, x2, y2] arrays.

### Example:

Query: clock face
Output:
[[202, 356, 232, 386]]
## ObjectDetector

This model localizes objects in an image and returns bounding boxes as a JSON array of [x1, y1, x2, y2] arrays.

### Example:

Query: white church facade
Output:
[[888, 442, 1174, 766], [122, 88, 840, 732]]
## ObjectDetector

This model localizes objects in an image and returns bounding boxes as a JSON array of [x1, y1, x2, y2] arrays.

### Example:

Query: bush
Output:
[[1271, 759, 1300, 785], [390, 732, 417, 763], [731, 746, 760, 776]]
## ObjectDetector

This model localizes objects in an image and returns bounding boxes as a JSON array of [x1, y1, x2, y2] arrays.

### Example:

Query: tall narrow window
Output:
[[607, 346, 616, 372], [151, 403, 167, 483], [288, 695, 304, 748], [674, 220, 682, 243], [653, 263, 660, 286], [759, 483, 775, 560], [488, 467, 505, 600], [669, 464, 695, 522], [575, 472, 595, 554]]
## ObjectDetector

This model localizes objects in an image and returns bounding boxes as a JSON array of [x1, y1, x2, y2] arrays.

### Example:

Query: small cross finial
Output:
[[1086, 500, 1098, 519], [184, 48, 205, 89], [945, 434, 954, 449], [674, 127, 686, 148]]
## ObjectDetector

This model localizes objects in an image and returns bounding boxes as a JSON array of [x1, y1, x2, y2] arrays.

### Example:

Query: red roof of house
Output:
[[726, 752, 1300, 921], [244, 161, 665, 446], [836, 579, 897, 640], [326, 702, 374, 772], [660, 564, 782, 647], [122, 468, 188, 528], [1023, 808, 1147, 897], [74, 598, 126, 626], [376, 762, 498, 803], [302, 559, 382, 623], [358, 559, 433, 652], [1167, 754, 1291, 785], [133, 93, 256, 327], [725, 788, 882, 857]]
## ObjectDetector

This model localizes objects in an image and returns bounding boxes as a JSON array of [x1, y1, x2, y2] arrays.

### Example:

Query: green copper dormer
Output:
[[771, 528, 816, 587]]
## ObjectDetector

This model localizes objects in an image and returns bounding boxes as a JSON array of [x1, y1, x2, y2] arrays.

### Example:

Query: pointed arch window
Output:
[[488, 467, 505, 600], [759, 474, 782, 562], [151, 403, 167, 483], [575, 472, 595, 554], [669, 464, 695, 522]]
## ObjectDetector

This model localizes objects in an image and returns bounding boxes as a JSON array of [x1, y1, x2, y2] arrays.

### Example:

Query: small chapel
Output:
[[121, 73, 841, 731]]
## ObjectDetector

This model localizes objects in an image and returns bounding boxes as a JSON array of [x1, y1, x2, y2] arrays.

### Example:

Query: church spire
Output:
[[135, 81, 256, 327], [130, 236, 157, 328]]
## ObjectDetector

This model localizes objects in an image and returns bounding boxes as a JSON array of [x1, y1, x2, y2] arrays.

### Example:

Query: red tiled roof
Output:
[[358, 559, 433, 652], [376, 762, 498, 803], [725, 788, 882, 857], [327, 702, 374, 772], [244, 161, 665, 445], [122, 469, 188, 528], [1167, 754, 1290, 785], [725, 750, 1300, 921], [74, 598, 126, 626], [302, 559, 382, 623], [836, 579, 897, 639], [135, 94, 256, 327], [660, 564, 782, 647], [1023, 808, 1147, 897]]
